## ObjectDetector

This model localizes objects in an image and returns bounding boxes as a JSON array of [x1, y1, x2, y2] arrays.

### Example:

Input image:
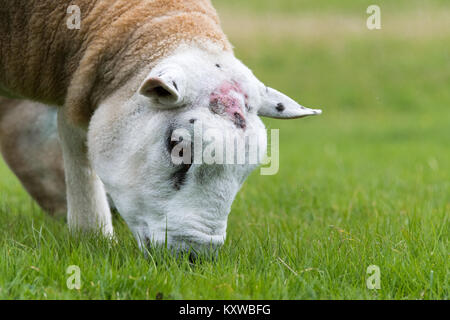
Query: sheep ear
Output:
[[139, 65, 186, 108], [258, 87, 322, 119]]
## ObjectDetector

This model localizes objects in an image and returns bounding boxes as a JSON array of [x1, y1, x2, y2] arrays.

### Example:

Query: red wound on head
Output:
[[210, 81, 248, 129]]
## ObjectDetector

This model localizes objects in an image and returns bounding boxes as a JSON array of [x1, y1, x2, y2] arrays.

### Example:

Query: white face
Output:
[[87, 44, 321, 253]]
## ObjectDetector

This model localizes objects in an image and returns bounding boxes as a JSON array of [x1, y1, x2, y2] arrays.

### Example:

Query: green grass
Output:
[[214, 0, 449, 13], [0, 2, 449, 299]]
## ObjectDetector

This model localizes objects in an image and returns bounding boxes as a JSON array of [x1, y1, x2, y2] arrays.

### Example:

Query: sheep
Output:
[[0, 0, 321, 253]]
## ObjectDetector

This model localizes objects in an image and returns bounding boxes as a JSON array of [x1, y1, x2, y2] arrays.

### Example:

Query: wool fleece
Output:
[[0, 0, 231, 124]]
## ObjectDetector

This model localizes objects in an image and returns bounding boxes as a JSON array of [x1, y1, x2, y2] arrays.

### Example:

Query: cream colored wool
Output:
[[0, 0, 231, 124]]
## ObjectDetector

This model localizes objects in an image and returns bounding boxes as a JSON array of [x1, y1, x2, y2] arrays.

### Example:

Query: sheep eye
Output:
[[166, 130, 193, 190], [167, 135, 181, 153]]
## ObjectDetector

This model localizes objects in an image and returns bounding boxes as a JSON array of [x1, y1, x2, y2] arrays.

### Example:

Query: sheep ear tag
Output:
[[258, 87, 322, 119]]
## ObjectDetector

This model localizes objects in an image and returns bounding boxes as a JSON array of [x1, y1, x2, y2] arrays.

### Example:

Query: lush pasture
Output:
[[0, 1, 448, 299]]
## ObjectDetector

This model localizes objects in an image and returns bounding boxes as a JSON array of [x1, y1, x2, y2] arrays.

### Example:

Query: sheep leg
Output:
[[57, 108, 113, 236]]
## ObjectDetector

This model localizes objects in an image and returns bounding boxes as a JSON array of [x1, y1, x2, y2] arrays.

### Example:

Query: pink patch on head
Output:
[[210, 81, 248, 129]]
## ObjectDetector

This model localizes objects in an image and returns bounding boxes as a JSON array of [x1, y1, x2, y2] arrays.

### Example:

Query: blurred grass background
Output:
[[0, 0, 448, 299], [216, 0, 449, 13]]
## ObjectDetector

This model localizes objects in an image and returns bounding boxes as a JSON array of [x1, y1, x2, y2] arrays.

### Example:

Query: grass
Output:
[[213, 0, 449, 14], [0, 2, 449, 299]]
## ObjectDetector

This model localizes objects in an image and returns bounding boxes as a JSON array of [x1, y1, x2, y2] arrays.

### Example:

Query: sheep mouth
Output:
[[142, 235, 220, 262]]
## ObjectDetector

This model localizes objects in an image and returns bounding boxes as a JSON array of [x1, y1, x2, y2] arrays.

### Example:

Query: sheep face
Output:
[[87, 44, 321, 254]]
